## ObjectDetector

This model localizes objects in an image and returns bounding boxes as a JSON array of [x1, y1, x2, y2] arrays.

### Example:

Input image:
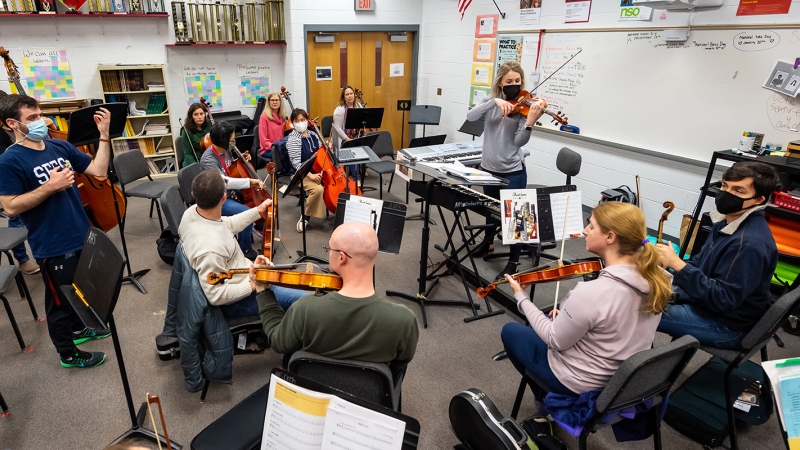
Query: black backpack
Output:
[[156, 228, 178, 265], [599, 185, 637, 205]]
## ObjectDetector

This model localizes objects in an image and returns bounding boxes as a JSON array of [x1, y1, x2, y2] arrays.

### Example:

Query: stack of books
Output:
[[145, 93, 167, 115], [144, 123, 170, 136], [100, 70, 145, 92]]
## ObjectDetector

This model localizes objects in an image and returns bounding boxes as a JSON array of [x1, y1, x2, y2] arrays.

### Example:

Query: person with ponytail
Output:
[[501, 202, 672, 400]]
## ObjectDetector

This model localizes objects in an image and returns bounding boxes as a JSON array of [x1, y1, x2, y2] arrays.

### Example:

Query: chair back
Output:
[[288, 351, 398, 410], [740, 287, 800, 356], [113, 150, 153, 186], [364, 130, 394, 158], [596, 335, 699, 414], [175, 136, 185, 168], [321, 115, 333, 139], [178, 163, 204, 206], [248, 97, 266, 135], [555, 147, 582, 184], [160, 185, 186, 233]]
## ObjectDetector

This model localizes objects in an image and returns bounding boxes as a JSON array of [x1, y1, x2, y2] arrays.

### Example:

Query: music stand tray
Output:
[[343, 107, 384, 131], [67, 103, 128, 146], [59, 228, 180, 449], [458, 118, 485, 138], [407, 105, 441, 126]]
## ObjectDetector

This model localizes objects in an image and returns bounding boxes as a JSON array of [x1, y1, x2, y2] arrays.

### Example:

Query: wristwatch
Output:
[[525, 126, 533, 131]]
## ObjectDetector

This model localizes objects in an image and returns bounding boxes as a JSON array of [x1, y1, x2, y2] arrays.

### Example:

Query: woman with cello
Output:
[[286, 108, 326, 232], [199, 121, 264, 259], [180, 102, 212, 167], [257, 92, 287, 159], [500, 202, 672, 406], [466, 61, 545, 281]]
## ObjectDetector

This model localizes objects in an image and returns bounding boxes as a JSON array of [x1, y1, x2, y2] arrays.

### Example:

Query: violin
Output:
[[656, 201, 675, 244], [199, 97, 215, 151], [311, 126, 361, 213], [207, 263, 343, 291], [261, 162, 278, 259], [507, 91, 568, 126], [476, 258, 604, 298], [2, 47, 127, 232]]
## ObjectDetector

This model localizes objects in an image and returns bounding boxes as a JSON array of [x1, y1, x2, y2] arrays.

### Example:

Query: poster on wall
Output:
[[736, 0, 791, 15], [619, 0, 652, 21], [475, 14, 498, 38], [21, 48, 75, 100], [471, 63, 493, 86], [565, 0, 592, 23], [473, 39, 496, 62], [519, 0, 542, 27], [763, 61, 800, 97], [496, 35, 523, 72], [469, 85, 492, 107], [237, 64, 271, 107], [184, 65, 222, 110]]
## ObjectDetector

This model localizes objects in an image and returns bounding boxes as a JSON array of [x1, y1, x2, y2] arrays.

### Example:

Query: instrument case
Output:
[[449, 388, 533, 450], [156, 333, 180, 361]]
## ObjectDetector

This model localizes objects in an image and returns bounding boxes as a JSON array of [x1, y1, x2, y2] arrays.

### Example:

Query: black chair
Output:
[[364, 131, 396, 199], [321, 115, 333, 140], [245, 97, 266, 136], [528, 146, 582, 189], [178, 163, 204, 206], [160, 185, 185, 235], [269, 142, 292, 188], [288, 350, 405, 411], [0, 265, 27, 352], [694, 287, 800, 450], [113, 151, 169, 231], [175, 136, 185, 169], [248, 124, 266, 169], [0, 227, 38, 321], [511, 335, 700, 450]]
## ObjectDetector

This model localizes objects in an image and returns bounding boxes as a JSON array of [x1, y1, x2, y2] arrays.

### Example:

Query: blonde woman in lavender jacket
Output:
[[501, 202, 673, 401]]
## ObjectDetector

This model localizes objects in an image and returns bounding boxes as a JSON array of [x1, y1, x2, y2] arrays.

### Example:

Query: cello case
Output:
[[449, 388, 533, 450]]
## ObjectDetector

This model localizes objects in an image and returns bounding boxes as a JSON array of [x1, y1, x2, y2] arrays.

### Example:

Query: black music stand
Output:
[[59, 228, 180, 449], [333, 193, 407, 254], [67, 103, 150, 294], [408, 105, 441, 142], [386, 161, 507, 327], [458, 118, 485, 141], [404, 135, 447, 223], [343, 107, 384, 136], [282, 157, 327, 264]]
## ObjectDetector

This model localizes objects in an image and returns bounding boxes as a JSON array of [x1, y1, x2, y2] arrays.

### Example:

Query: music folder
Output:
[[334, 193, 407, 254]]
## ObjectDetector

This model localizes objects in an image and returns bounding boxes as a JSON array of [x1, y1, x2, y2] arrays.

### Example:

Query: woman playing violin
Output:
[[257, 92, 287, 159], [180, 102, 212, 167], [501, 202, 672, 403], [199, 121, 264, 259], [286, 108, 325, 232], [466, 61, 545, 280]]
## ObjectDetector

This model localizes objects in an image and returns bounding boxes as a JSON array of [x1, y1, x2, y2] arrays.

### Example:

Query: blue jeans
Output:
[[657, 303, 744, 349], [482, 168, 528, 262], [220, 286, 306, 318], [221, 198, 253, 254], [8, 215, 30, 263], [501, 322, 576, 401]]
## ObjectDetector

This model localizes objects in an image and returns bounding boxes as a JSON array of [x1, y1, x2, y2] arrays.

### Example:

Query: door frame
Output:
[[303, 24, 421, 143]]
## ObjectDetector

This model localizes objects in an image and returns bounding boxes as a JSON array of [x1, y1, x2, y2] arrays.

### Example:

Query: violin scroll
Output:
[[207, 271, 233, 285]]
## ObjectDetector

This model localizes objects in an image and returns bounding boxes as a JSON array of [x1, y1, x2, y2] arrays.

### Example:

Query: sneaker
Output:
[[495, 261, 520, 281], [243, 248, 259, 261], [72, 327, 111, 345], [296, 218, 308, 233], [18, 260, 40, 275], [61, 350, 106, 368]]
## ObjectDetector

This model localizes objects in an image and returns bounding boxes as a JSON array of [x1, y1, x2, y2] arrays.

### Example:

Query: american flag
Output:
[[458, 0, 472, 19]]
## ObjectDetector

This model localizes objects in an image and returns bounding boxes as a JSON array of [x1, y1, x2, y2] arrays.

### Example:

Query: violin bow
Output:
[[530, 48, 583, 93], [636, 175, 642, 209], [553, 194, 572, 317]]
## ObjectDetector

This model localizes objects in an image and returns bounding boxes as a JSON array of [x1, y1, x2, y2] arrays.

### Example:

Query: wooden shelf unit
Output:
[[39, 98, 89, 134], [98, 64, 177, 178]]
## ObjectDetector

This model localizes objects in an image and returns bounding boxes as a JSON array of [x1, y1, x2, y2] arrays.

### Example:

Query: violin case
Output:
[[156, 333, 180, 361], [449, 388, 533, 450]]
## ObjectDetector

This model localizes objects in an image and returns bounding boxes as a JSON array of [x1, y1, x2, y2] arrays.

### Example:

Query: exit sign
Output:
[[355, 0, 374, 10]]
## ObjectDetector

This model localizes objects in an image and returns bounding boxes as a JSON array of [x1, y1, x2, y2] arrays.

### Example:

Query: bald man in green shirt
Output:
[[252, 222, 419, 374]]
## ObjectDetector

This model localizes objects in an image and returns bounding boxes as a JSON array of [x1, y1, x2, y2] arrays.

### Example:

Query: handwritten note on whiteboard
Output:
[[550, 192, 584, 241]]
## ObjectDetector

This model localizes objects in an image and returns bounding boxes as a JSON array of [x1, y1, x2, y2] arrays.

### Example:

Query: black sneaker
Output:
[[73, 327, 111, 345], [243, 248, 259, 261], [60, 350, 106, 368], [495, 261, 520, 281]]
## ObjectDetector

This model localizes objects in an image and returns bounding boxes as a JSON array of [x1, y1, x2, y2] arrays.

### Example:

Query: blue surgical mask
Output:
[[15, 118, 48, 142]]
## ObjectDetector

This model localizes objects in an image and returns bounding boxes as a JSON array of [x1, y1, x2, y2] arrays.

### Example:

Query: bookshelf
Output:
[[40, 98, 89, 135], [97, 64, 177, 178]]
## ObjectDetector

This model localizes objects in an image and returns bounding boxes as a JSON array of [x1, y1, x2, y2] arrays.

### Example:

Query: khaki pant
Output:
[[299, 172, 325, 219]]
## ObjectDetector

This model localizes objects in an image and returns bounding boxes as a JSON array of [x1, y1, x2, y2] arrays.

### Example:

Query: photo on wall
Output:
[[763, 60, 800, 97], [316, 66, 333, 81]]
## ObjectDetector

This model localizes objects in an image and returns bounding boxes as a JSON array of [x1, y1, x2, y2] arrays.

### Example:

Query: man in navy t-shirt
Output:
[[0, 94, 112, 368]]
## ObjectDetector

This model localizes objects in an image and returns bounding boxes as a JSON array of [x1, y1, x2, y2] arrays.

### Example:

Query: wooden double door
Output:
[[306, 31, 414, 151]]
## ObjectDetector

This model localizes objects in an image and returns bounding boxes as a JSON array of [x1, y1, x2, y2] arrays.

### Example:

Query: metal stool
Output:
[[0, 265, 27, 352], [0, 227, 39, 321]]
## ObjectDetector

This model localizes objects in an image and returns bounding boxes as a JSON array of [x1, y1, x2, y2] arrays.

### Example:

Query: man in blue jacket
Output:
[[656, 161, 780, 349]]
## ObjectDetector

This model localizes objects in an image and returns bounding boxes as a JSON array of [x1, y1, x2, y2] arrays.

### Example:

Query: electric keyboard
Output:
[[400, 140, 530, 166], [410, 180, 502, 221]]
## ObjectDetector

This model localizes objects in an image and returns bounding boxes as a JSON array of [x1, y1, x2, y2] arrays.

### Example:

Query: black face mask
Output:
[[502, 84, 522, 100], [715, 190, 758, 215]]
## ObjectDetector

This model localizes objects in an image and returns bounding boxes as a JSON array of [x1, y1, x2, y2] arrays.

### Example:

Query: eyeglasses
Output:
[[269, 99, 281, 102], [322, 244, 352, 258]]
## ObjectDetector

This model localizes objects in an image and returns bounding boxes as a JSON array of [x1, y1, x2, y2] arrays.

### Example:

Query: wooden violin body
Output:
[[312, 139, 361, 213], [261, 162, 277, 259], [476, 259, 603, 298], [207, 264, 343, 291], [280, 86, 296, 132], [507, 90, 568, 126]]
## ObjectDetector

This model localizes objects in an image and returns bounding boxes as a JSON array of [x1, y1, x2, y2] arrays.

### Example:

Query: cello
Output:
[[280, 86, 318, 132], [310, 126, 361, 213], [1, 46, 126, 232], [352, 88, 377, 134]]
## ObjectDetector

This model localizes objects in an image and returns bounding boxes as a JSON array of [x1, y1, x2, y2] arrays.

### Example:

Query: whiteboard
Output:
[[530, 28, 800, 163]]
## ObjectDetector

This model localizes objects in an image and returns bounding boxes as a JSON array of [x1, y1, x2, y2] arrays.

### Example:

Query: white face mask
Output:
[[294, 121, 308, 133]]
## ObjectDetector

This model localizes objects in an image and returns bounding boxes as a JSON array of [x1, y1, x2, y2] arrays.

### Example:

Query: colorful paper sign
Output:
[[237, 64, 271, 107], [469, 86, 492, 107], [475, 14, 498, 38], [184, 65, 222, 110], [496, 35, 523, 72], [519, 0, 542, 27], [473, 39, 496, 62], [619, 0, 652, 21], [737, 0, 792, 15], [21, 48, 75, 100], [471, 63, 493, 86], [565, 0, 592, 23]]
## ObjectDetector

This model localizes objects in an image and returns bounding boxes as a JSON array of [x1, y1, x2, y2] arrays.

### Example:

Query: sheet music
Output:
[[343, 196, 384, 232], [322, 398, 405, 450], [262, 375, 330, 450], [499, 189, 540, 245], [549, 191, 584, 241]]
